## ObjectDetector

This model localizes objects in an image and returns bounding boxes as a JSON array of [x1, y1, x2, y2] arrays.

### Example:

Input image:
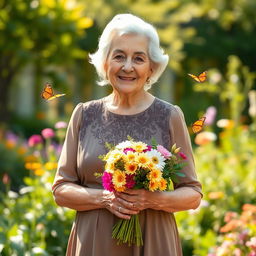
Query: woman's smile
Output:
[[105, 33, 153, 94]]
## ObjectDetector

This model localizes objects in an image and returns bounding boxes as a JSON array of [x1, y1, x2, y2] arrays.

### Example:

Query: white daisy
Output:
[[116, 140, 133, 150], [147, 149, 166, 171]]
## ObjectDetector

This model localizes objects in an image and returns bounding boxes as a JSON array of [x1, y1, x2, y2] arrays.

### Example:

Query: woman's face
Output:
[[105, 33, 153, 94]]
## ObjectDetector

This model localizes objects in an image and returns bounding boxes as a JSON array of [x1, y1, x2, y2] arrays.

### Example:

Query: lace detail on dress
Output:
[[79, 98, 173, 150]]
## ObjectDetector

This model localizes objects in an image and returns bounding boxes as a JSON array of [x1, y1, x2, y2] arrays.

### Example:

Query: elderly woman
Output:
[[52, 13, 202, 256]]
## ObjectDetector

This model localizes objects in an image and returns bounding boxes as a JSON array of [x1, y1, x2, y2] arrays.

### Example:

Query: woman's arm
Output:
[[53, 183, 139, 219], [116, 187, 201, 213]]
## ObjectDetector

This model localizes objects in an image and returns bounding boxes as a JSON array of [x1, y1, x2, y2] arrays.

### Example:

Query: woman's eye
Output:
[[114, 55, 125, 60], [135, 56, 144, 62]]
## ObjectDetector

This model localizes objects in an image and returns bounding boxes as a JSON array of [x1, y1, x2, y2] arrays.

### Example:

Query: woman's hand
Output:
[[116, 189, 160, 212], [101, 190, 139, 220]]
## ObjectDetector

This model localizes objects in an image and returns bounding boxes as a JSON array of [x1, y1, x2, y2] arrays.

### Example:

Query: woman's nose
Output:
[[122, 60, 134, 72]]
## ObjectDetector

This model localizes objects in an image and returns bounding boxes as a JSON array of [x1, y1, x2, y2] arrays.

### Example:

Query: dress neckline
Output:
[[102, 97, 157, 117]]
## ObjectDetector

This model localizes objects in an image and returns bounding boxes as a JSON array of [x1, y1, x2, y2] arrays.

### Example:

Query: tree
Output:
[[0, 0, 93, 122]]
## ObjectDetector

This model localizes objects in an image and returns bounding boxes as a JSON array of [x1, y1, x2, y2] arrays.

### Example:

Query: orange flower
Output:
[[208, 191, 224, 199], [124, 162, 137, 175], [34, 168, 45, 176], [112, 170, 126, 188], [148, 180, 158, 191], [242, 204, 256, 213], [220, 219, 242, 233], [158, 178, 167, 191], [195, 131, 217, 146], [147, 169, 162, 182]]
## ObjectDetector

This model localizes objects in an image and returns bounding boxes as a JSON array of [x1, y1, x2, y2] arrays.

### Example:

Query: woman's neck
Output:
[[104, 91, 155, 115]]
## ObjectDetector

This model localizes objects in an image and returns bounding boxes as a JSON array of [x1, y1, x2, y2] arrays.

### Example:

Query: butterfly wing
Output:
[[46, 93, 66, 101], [188, 71, 207, 83], [41, 83, 54, 100], [198, 71, 207, 82], [192, 117, 206, 133], [188, 73, 201, 83]]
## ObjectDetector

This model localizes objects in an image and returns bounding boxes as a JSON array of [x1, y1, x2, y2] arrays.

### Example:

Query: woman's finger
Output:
[[117, 198, 140, 212]]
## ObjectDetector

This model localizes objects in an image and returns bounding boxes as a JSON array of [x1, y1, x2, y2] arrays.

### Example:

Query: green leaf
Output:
[[175, 172, 186, 177]]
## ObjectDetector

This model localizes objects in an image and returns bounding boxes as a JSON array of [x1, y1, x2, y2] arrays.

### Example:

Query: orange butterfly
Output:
[[188, 71, 207, 83], [41, 83, 65, 101], [192, 117, 206, 134]]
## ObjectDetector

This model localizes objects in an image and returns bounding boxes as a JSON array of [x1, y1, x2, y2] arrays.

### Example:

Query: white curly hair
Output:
[[89, 13, 169, 90]]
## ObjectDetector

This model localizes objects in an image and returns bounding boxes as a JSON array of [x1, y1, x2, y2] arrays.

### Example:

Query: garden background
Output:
[[0, 0, 256, 255]]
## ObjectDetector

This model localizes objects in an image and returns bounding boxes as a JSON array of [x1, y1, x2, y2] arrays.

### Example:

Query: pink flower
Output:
[[41, 128, 55, 139], [28, 135, 43, 147], [55, 121, 67, 129], [157, 145, 171, 159], [246, 237, 256, 250], [102, 172, 114, 192], [179, 152, 187, 160], [204, 106, 217, 126], [126, 174, 135, 189], [143, 145, 152, 152], [123, 148, 136, 154]]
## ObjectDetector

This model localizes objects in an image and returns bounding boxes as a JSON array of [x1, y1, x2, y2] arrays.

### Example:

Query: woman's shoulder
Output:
[[155, 97, 181, 113], [154, 97, 185, 123]]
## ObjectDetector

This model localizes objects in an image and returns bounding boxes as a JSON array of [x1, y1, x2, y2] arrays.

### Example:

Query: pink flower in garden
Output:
[[178, 152, 187, 160], [126, 174, 136, 189], [157, 145, 171, 159], [246, 237, 256, 250], [102, 172, 114, 192], [204, 106, 217, 126], [28, 135, 43, 147], [41, 128, 55, 139], [55, 121, 67, 129]]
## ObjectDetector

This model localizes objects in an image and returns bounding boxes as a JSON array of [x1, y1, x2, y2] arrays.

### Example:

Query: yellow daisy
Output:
[[146, 160, 155, 170], [132, 141, 148, 153], [108, 149, 124, 162], [125, 151, 137, 162], [114, 185, 126, 192], [124, 162, 138, 175], [136, 152, 151, 167], [159, 178, 167, 191], [112, 170, 126, 188], [148, 180, 158, 192], [105, 162, 115, 173], [148, 169, 162, 182]]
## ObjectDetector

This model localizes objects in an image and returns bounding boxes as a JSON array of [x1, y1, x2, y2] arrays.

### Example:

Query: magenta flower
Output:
[[126, 174, 136, 189], [179, 152, 187, 160], [157, 145, 171, 159], [123, 148, 136, 154], [41, 128, 55, 139], [102, 172, 114, 192], [55, 121, 67, 129], [143, 145, 152, 152], [28, 135, 43, 147]]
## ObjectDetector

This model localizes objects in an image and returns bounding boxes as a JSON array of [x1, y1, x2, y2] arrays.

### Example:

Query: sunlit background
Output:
[[0, 0, 256, 255]]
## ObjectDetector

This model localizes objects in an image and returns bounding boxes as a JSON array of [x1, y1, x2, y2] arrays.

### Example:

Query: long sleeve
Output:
[[52, 103, 83, 194], [169, 105, 203, 197]]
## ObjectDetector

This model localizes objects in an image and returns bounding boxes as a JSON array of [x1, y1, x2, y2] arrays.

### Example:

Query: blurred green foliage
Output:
[[1, 0, 256, 255]]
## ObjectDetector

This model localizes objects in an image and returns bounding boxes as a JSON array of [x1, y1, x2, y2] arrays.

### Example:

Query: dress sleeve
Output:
[[169, 105, 203, 197], [52, 103, 83, 195]]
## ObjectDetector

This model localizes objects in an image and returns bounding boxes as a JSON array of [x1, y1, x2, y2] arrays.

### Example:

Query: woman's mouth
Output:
[[118, 76, 136, 81]]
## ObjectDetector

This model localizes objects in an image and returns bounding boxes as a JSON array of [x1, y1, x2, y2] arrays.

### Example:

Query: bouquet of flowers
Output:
[[97, 136, 187, 246]]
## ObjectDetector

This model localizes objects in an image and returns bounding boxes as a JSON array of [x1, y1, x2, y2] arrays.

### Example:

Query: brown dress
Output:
[[52, 97, 202, 256]]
